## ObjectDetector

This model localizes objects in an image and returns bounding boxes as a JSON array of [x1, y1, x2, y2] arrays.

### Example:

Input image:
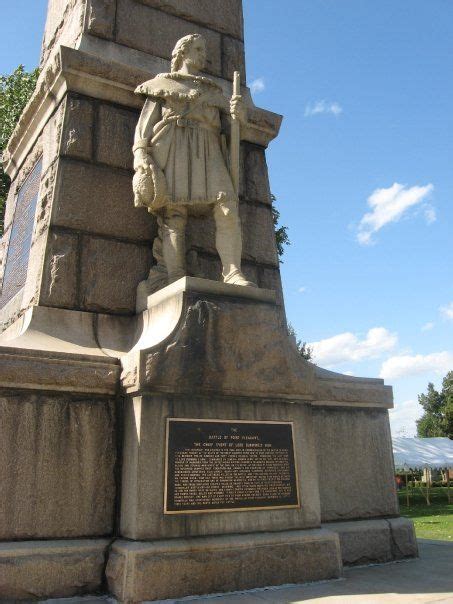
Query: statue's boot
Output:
[[214, 199, 256, 287]]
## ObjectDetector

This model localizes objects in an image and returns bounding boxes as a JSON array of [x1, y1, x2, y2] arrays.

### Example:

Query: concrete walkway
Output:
[[44, 539, 453, 604]]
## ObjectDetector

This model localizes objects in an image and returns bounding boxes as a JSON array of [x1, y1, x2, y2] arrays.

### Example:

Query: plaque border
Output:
[[0, 158, 42, 305], [163, 417, 301, 515]]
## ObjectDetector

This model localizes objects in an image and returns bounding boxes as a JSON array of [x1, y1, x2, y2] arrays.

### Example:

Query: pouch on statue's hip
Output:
[[133, 157, 168, 214]]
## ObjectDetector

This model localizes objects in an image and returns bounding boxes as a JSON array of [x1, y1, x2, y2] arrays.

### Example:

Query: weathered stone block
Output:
[[313, 407, 399, 521], [258, 266, 285, 310], [42, 100, 65, 173], [243, 143, 272, 205], [185, 251, 259, 289], [388, 517, 419, 559], [35, 160, 58, 239], [0, 392, 116, 539], [326, 518, 418, 566], [241, 202, 279, 266], [96, 103, 138, 170], [61, 96, 94, 161], [314, 373, 393, 407], [116, 0, 222, 77], [222, 35, 246, 82], [85, 0, 116, 40], [241, 260, 259, 286], [41, 0, 86, 67], [42, 0, 74, 50], [40, 230, 79, 308], [53, 159, 155, 241], [0, 539, 109, 600], [185, 248, 221, 281], [0, 345, 120, 394], [107, 530, 341, 602], [328, 519, 392, 566], [185, 203, 278, 268], [80, 236, 152, 313], [135, 0, 244, 39], [185, 213, 216, 256]]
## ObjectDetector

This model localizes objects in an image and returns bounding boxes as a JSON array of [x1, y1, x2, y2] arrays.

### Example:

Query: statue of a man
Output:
[[133, 33, 254, 295]]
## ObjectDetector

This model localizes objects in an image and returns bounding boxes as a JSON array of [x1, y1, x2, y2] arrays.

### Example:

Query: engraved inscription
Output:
[[0, 160, 42, 307], [165, 419, 299, 514]]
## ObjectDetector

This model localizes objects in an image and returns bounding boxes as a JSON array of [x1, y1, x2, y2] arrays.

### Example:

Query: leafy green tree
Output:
[[287, 323, 313, 362], [443, 372, 453, 438], [416, 371, 453, 439], [0, 65, 39, 235], [271, 194, 290, 259]]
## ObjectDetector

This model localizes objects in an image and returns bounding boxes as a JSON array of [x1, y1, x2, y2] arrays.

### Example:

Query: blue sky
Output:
[[2, 0, 452, 436]]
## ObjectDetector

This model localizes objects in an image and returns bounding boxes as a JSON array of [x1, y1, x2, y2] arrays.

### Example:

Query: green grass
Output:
[[398, 486, 453, 541]]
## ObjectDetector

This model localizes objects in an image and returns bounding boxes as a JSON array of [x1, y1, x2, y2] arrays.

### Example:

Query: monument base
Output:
[[0, 539, 109, 601], [0, 278, 418, 601], [106, 529, 342, 602], [326, 517, 418, 566]]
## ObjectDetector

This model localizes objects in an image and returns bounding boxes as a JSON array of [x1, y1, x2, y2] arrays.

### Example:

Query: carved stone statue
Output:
[[133, 33, 254, 298]]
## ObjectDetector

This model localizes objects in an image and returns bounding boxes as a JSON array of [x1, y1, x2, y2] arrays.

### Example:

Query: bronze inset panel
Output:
[[164, 418, 300, 514], [0, 160, 42, 308]]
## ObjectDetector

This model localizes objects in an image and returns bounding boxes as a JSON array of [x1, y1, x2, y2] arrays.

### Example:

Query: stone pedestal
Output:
[[107, 530, 342, 602]]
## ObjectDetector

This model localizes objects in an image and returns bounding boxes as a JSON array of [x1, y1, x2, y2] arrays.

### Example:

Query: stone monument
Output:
[[0, 1, 417, 601]]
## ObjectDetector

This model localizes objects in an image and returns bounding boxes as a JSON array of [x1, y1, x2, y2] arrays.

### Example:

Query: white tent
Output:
[[392, 437, 453, 505], [393, 437, 453, 471]]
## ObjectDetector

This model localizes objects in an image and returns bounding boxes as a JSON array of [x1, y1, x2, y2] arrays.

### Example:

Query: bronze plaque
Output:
[[0, 160, 42, 308], [164, 418, 300, 514]]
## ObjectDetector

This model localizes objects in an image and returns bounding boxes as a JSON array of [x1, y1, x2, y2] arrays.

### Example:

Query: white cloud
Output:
[[356, 182, 434, 246], [440, 302, 453, 320], [424, 206, 437, 224], [421, 322, 435, 332], [298, 286, 307, 293], [380, 351, 453, 380], [304, 100, 343, 118], [309, 327, 398, 367], [250, 78, 265, 94], [389, 399, 422, 437]]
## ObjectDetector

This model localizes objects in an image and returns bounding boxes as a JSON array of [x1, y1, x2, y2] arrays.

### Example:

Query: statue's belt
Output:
[[133, 118, 220, 153], [151, 113, 220, 133], [173, 116, 219, 133]]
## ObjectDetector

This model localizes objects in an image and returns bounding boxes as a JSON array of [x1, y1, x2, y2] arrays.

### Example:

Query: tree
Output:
[[416, 371, 453, 439], [287, 323, 313, 362], [0, 65, 39, 235], [271, 194, 290, 259]]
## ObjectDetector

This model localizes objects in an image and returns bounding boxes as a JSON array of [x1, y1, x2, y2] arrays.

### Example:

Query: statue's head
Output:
[[171, 34, 207, 73]]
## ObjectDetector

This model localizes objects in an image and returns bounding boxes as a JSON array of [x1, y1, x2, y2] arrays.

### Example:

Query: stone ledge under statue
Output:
[[0, 276, 392, 406]]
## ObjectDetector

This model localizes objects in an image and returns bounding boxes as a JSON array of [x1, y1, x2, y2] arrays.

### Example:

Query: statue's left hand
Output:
[[133, 148, 150, 172], [230, 95, 247, 124]]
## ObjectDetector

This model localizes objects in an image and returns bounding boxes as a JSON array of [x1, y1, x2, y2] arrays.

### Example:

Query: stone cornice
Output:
[[0, 285, 392, 407], [0, 346, 119, 394]]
